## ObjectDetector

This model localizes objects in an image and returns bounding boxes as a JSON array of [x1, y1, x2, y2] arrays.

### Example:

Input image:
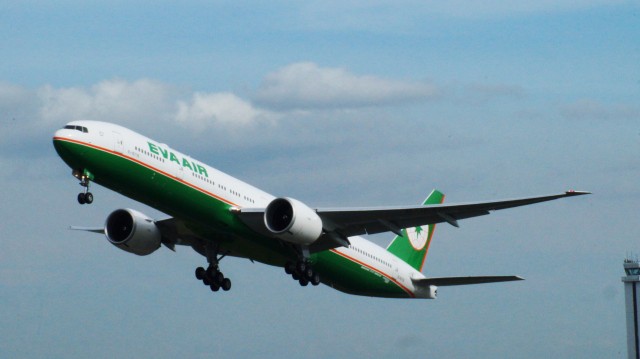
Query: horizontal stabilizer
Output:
[[414, 275, 524, 287]]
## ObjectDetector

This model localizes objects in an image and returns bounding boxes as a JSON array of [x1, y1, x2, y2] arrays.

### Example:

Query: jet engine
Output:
[[104, 209, 162, 256], [264, 197, 323, 245]]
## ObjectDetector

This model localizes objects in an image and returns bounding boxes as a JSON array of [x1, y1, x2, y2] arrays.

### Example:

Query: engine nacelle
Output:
[[104, 209, 161, 256], [264, 197, 323, 245]]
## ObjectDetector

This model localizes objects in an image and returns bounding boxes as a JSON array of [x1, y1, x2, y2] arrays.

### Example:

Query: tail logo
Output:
[[406, 225, 429, 250]]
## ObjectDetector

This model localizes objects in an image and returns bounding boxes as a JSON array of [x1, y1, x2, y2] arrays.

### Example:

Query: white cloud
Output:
[[176, 92, 276, 131], [38, 78, 174, 125], [254, 62, 437, 110]]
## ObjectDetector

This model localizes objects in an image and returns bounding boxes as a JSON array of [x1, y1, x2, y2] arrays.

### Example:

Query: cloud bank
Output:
[[1, 62, 442, 148], [254, 62, 437, 110]]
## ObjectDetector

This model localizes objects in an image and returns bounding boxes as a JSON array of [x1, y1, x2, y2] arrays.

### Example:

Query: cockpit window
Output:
[[64, 125, 89, 133]]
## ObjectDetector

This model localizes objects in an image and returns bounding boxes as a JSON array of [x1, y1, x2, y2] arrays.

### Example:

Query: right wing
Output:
[[234, 190, 589, 252], [314, 190, 590, 237]]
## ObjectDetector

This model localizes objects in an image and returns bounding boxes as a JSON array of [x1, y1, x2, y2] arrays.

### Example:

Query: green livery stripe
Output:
[[314, 249, 414, 298], [53, 136, 416, 298], [54, 136, 239, 207], [53, 137, 292, 266]]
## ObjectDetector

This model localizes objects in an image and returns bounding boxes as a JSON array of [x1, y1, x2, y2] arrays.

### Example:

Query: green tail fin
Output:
[[386, 189, 445, 272]]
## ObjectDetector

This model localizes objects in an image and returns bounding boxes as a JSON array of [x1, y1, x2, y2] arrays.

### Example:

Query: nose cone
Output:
[[52, 127, 82, 169], [53, 131, 71, 161], [53, 128, 67, 140]]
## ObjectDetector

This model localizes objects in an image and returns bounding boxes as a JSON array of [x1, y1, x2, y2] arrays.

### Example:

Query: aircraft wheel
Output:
[[195, 267, 205, 280], [210, 282, 220, 292], [77, 193, 86, 204], [299, 278, 309, 286], [84, 192, 93, 204], [284, 262, 295, 275], [292, 272, 300, 280], [304, 267, 314, 280], [213, 272, 225, 286], [296, 261, 306, 273], [311, 273, 321, 286], [221, 278, 232, 291], [203, 276, 210, 286]]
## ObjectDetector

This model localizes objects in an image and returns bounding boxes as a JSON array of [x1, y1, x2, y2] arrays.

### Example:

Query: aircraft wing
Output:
[[234, 190, 589, 251], [413, 275, 524, 287], [314, 190, 590, 237], [69, 220, 194, 252]]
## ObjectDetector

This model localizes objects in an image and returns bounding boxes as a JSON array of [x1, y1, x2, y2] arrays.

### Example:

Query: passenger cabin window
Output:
[[64, 125, 88, 133]]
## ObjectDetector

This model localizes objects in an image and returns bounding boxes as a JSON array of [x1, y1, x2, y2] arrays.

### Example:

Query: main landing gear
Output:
[[195, 243, 231, 294], [73, 169, 93, 205], [195, 265, 231, 292], [285, 260, 321, 287]]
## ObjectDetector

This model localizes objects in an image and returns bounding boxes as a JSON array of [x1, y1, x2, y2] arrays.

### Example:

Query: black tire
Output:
[[195, 267, 205, 280], [203, 276, 210, 286], [210, 282, 220, 292], [221, 278, 231, 291], [311, 273, 321, 286], [299, 278, 309, 286], [77, 193, 86, 204], [304, 267, 314, 280], [206, 266, 216, 279], [84, 192, 93, 204], [292, 272, 300, 280], [284, 262, 294, 275], [296, 261, 306, 273], [214, 272, 225, 286]]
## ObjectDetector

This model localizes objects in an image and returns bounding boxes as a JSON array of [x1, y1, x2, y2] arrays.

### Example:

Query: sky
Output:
[[1, 1, 639, 358]]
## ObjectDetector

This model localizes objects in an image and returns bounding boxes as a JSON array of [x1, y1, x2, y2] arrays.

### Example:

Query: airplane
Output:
[[52, 121, 589, 299]]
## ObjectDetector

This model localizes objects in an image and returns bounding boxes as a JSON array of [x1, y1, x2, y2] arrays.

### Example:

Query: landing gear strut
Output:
[[195, 243, 232, 293], [74, 169, 93, 205], [285, 259, 321, 287]]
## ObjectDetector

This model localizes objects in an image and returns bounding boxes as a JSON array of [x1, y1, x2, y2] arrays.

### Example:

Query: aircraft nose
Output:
[[53, 128, 66, 139]]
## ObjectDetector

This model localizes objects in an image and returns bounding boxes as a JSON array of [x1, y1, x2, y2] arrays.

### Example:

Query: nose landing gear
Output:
[[73, 169, 94, 205]]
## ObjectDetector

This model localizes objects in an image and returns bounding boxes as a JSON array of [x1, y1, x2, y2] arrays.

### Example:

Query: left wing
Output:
[[69, 218, 203, 252]]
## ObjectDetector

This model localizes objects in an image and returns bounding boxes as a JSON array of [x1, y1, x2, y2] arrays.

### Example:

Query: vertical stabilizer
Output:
[[386, 189, 444, 272]]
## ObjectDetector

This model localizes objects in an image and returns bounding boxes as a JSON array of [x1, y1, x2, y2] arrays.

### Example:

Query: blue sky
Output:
[[1, 1, 639, 358]]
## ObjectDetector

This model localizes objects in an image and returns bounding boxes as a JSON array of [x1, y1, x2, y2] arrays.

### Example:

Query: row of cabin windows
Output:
[[350, 245, 391, 268], [135, 146, 165, 163], [133, 145, 256, 205], [64, 125, 88, 133], [229, 188, 256, 204], [193, 172, 215, 187]]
